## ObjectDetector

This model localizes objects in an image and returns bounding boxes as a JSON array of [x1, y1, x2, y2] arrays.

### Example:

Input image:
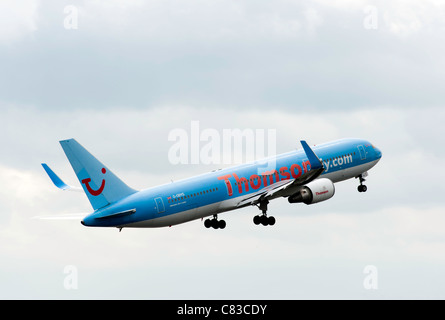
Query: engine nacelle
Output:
[[288, 178, 335, 205]]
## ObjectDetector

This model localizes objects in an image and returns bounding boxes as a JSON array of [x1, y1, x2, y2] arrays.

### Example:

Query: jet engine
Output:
[[288, 178, 335, 205]]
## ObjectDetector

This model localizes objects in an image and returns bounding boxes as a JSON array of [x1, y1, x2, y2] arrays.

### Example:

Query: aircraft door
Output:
[[154, 197, 165, 213], [357, 145, 366, 160]]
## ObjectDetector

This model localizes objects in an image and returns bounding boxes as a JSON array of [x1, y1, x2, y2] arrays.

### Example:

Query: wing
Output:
[[237, 140, 324, 207]]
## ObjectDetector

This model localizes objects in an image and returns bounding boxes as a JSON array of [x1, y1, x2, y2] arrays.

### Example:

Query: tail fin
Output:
[[59, 139, 137, 210]]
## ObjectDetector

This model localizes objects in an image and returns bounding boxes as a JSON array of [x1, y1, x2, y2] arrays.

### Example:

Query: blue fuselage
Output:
[[81, 138, 382, 228]]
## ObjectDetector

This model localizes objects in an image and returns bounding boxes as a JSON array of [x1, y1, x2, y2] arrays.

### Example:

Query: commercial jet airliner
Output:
[[42, 138, 382, 231]]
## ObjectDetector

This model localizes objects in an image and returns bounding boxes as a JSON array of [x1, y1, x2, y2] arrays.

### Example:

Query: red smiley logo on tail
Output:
[[82, 168, 106, 196]]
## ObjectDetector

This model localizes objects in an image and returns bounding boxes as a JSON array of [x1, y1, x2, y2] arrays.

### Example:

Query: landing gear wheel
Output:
[[204, 219, 212, 228], [253, 214, 276, 226], [204, 215, 226, 229], [253, 200, 276, 226], [260, 214, 269, 226], [356, 173, 368, 193]]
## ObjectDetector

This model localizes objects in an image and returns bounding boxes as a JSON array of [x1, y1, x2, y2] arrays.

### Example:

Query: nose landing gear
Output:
[[356, 172, 368, 193]]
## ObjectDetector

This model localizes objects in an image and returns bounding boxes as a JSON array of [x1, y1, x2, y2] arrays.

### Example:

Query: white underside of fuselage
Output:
[[122, 159, 379, 228]]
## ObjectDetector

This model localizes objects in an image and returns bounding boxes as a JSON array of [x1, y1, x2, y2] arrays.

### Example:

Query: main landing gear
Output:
[[253, 200, 276, 226], [357, 172, 368, 193], [204, 214, 226, 229]]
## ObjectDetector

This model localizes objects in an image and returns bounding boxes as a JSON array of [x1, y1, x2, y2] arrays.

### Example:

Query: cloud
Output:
[[1, 0, 445, 299], [380, 0, 445, 36], [0, 0, 39, 44], [0, 103, 442, 226], [0, 103, 444, 298], [81, 0, 320, 41], [2, 1, 444, 110]]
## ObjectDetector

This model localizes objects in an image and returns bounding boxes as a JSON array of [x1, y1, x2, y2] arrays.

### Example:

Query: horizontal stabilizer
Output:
[[94, 209, 136, 220]]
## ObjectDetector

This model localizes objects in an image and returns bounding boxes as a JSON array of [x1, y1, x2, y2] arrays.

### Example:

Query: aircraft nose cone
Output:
[[374, 146, 382, 160]]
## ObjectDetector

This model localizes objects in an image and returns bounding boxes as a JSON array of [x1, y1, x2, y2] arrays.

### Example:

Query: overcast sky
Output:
[[1, 0, 445, 299]]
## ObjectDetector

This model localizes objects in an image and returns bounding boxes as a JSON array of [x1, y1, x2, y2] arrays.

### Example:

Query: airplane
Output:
[[42, 138, 382, 231]]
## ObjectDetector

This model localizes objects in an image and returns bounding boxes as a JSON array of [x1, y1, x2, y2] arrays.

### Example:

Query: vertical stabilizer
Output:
[[59, 139, 137, 210]]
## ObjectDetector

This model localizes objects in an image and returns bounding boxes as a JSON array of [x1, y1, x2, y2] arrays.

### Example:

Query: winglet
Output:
[[41, 163, 82, 192], [300, 141, 323, 170]]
